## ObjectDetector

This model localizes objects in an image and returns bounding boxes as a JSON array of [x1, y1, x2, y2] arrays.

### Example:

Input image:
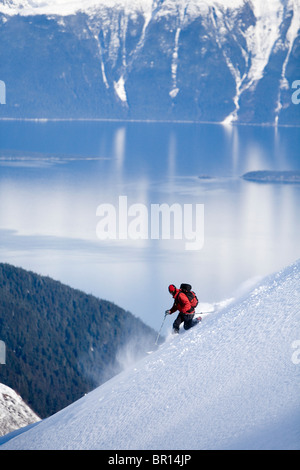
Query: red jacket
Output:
[[170, 289, 195, 315]]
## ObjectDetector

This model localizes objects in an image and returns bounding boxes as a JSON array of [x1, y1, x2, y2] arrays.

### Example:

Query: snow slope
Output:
[[1, 259, 299, 450], [0, 384, 40, 437]]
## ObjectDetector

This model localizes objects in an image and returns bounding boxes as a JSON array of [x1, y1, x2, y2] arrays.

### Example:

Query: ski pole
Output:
[[155, 312, 168, 345]]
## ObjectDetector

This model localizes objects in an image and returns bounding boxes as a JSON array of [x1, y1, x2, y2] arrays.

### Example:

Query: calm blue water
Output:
[[0, 121, 299, 330]]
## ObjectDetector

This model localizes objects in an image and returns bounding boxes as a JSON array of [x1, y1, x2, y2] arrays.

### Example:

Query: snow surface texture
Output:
[[1, 259, 299, 450], [0, 384, 40, 437]]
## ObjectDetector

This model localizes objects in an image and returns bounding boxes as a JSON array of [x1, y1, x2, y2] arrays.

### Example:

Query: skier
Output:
[[165, 284, 201, 334]]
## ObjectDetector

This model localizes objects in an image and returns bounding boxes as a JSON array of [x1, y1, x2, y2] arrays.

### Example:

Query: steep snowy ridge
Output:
[[221, 0, 285, 123], [1, 259, 299, 450], [0, 383, 40, 437], [275, 0, 300, 122]]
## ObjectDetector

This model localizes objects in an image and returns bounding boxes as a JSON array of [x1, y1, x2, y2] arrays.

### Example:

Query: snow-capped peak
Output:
[[2, 0, 150, 16], [0, 0, 253, 18]]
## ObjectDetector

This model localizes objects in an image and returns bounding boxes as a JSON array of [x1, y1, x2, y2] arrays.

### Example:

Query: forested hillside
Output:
[[0, 263, 157, 418]]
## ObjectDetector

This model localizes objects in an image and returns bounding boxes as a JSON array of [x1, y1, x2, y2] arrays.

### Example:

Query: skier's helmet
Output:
[[168, 284, 176, 294]]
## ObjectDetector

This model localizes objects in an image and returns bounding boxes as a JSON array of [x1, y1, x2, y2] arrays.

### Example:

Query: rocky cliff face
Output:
[[0, 0, 299, 123], [0, 383, 40, 437]]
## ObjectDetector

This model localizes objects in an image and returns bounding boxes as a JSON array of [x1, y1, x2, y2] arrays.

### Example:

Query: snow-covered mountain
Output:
[[0, 383, 40, 437], [1, 258, 299, 450], [0, 0, 299, 123]]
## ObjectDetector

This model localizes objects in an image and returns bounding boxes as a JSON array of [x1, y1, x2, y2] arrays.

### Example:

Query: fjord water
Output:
[[0, 120, 299, 329]]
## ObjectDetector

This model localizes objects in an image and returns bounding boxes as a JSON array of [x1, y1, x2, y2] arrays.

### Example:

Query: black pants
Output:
[[173, 312, 197, 333]]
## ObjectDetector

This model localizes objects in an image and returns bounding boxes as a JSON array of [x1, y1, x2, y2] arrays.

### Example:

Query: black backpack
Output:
[[180, 283, 199, 308]]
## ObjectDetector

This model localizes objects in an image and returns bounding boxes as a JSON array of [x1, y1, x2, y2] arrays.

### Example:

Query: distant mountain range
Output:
[[0, 263, 157, 418], [0, 0, 299, 124]]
